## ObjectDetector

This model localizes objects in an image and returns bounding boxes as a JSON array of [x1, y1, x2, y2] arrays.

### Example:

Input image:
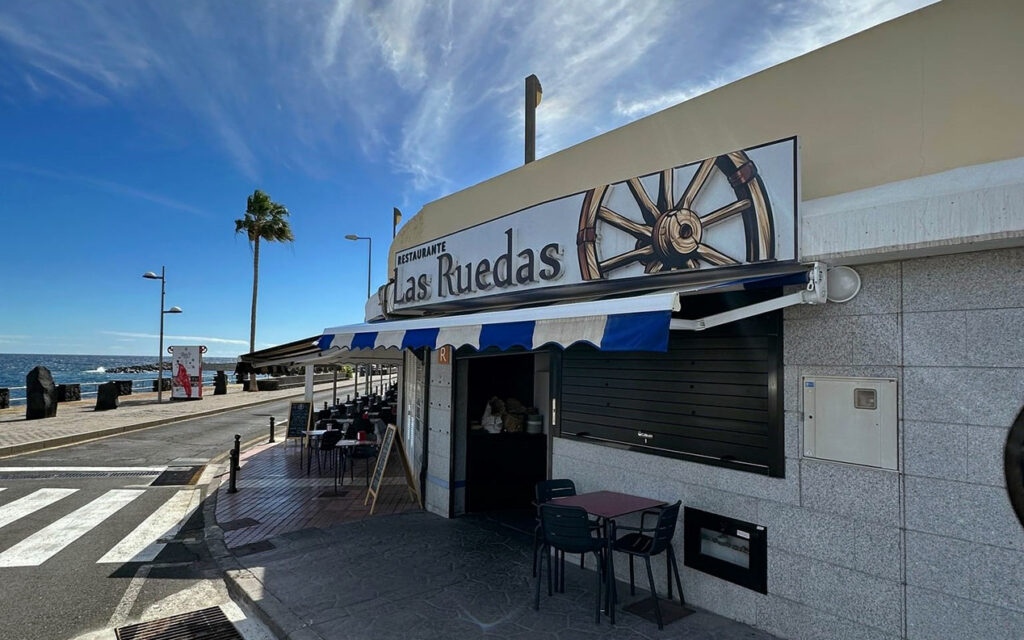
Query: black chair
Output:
[[533, 479, 578, 578], [535, 504, 607, 624], [316, 429, 343, 476], [346, 430, 378, 485], [611, 501, 684, 630]]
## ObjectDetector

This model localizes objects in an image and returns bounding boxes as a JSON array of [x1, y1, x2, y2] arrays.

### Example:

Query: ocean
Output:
[[0, 353, 239, 405]]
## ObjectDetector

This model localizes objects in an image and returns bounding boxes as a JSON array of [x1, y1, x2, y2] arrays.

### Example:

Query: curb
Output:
[[203, 440, 326, 640], [0, 384, 342, 460]]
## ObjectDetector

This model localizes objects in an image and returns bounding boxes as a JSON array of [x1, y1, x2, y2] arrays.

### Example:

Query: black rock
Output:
[[57, 384, 81, 402], [95, 382, 119, 411], [113, 380, 133, 396], [0, 388, 9, 409], [214, 371, 227, 395], [152, 378, 172, 392], [26, 366, 57, 420]]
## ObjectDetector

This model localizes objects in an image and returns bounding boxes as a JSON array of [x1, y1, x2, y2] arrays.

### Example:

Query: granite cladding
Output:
[[549, 246, 1024, 640]]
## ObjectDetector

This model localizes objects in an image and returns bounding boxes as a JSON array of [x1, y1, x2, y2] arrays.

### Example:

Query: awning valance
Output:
[[318, 266, 819, 355], [320, 292, 680, 353]]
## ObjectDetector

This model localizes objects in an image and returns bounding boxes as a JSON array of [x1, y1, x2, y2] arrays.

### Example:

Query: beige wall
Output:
[[392, 0, 1024, 265]]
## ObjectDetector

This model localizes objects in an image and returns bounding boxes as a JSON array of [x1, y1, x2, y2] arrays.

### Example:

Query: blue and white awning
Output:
[[317, 268, 815, 356], [319, 291, 680, 353]]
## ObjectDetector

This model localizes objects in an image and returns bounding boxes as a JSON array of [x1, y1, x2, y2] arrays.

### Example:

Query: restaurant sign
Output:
[[394, 137, 797, 310]]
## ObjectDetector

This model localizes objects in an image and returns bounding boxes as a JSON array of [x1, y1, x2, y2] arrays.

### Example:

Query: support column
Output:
[[304, 365, 314, 402]]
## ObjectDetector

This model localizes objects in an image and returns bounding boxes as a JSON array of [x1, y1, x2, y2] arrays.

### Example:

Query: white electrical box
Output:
[[802, 376, 898, 470]]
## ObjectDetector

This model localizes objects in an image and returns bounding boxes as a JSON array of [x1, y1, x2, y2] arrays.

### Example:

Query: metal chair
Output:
[[535, 504, 607, 624], [611, 501, 684, 630], [316, 429, 343, 476], [533, 479, 580, 579]]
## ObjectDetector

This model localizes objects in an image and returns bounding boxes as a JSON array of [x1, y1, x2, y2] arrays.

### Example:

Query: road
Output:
[[0, 388, 337, 640]]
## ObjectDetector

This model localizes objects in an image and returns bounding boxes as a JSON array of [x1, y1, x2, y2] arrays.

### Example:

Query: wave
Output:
[[83, 366, 106, 373]]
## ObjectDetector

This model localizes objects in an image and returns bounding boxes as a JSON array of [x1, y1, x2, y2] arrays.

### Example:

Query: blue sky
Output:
[[0, 0, 933, 357]]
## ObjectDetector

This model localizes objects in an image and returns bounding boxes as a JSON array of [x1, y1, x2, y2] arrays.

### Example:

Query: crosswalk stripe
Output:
[[0, 488, 77, 531], [97, 489, 200, 564], [0, 489, 143, 567]]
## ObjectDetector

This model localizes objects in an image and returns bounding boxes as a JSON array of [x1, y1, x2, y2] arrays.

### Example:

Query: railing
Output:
[[2, 373, 233, 406]]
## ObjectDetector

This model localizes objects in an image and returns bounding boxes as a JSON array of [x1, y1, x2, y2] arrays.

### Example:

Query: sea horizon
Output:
[[0, 352, 239, 404]]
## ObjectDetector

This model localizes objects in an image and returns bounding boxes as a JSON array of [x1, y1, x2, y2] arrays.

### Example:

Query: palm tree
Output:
[[235, 189, 294, 390]]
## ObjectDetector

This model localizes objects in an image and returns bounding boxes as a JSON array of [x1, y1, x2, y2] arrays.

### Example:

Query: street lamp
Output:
[[525, 74, 543, 164], [345, 234, 372, 299], [142, 267, 183, 403], [392, 207, 402, 239]]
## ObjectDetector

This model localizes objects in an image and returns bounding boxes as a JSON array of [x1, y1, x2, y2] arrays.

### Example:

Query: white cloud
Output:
[[0, 163, 208, 216], [101, 331, 249, 346], [0, 0, 936, 197]]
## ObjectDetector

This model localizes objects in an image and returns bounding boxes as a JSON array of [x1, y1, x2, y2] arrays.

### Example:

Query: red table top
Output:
[[553, 490, 666, 520]]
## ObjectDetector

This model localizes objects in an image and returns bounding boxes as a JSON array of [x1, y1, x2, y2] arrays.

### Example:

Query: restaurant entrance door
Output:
[[453, 351, 549, 519]]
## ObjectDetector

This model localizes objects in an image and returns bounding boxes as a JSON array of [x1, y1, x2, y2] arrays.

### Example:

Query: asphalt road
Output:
[[0, 389, 336, 640]]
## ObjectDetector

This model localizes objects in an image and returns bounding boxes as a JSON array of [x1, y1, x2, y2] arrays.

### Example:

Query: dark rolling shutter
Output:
[[558, 302, 783, 477]]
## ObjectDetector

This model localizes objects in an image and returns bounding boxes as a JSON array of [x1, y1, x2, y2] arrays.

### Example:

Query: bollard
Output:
[[228, 434, 241, 493], [269, 416, 276, 443]]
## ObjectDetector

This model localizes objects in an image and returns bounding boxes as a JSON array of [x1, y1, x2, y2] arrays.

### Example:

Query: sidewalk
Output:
[[216, 439, 420, 550], [0, 380, 354, 458], [208, 446, 775, 640]]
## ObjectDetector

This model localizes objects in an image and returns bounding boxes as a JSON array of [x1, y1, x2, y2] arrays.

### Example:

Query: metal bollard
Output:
[[269, 416, 276, 443], [228, 434, 241, 493]]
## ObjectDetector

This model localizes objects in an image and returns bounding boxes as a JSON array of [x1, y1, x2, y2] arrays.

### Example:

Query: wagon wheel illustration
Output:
[[577, 151, 775, 280]]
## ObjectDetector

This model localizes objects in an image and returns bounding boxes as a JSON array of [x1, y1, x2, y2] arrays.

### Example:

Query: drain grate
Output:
[[115, 606, 241, 640], [317, 490, 350, 498], [232, 540, 275, 557], [0, 471, 158, 480], [150, 466, 205, 486], [219, 517, 260, 532]]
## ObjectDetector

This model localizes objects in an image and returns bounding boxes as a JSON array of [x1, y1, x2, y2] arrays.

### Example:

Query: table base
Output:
[[622, 596, 694, 626]]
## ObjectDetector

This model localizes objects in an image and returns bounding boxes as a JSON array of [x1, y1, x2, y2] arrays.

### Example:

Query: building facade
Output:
[[313, 1, 1024, 638]]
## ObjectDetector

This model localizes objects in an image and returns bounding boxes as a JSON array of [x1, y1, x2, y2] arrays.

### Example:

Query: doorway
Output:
[[453, 351, 549, 520]]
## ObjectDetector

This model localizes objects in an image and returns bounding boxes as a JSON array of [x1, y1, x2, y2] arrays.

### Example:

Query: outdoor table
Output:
[[301, 421, 354, 474], [553, 490, 666, 624], [328, 439, 372, 494]]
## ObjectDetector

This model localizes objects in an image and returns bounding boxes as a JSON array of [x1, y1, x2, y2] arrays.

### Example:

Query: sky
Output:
[[0, 0, 935, 357]]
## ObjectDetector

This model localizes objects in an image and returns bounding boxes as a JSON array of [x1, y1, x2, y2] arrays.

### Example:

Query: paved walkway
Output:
[[0, 380, 357, 458], [216, 439, 420, 550], [216, 511, 775, 640]]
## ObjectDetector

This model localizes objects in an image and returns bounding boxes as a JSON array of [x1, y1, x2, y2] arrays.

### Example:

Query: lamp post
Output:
[[142, 267, 183, 403], [392, 207, 402, 239], [525, 74, 543, 164], [345, 234, 372, 300]]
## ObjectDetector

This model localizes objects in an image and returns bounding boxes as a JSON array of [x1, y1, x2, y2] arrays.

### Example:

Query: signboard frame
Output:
[[286, 401, 313, 441], [365, 423, 421, 514], [392, 136, 798, 313], [168, 345, 206, 400]]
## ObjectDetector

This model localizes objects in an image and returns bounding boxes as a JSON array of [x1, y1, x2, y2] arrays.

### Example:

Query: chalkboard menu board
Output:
[[365, 424, 421, 514], [287, 401, 312, 438], [369, 425, 396, 496]]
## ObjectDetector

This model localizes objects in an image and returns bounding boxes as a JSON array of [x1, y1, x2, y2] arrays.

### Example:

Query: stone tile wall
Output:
[[551, 247, 1024, 640]]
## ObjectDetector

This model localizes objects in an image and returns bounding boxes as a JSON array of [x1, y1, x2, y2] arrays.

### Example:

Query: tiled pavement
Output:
[[215, 438, 420, 548], [222, 510, 777, 640]]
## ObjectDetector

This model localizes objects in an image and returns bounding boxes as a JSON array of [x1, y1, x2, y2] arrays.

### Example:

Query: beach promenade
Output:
[[0, 381, 353, 459]]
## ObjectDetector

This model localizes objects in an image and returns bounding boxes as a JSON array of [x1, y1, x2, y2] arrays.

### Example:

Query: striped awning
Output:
[[319, 291, 680, 353], [318, 269, 811, 355]]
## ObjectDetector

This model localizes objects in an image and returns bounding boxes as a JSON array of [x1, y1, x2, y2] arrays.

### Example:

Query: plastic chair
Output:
[[611, 501, 684, 630], [535, 504, 607, 624]]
